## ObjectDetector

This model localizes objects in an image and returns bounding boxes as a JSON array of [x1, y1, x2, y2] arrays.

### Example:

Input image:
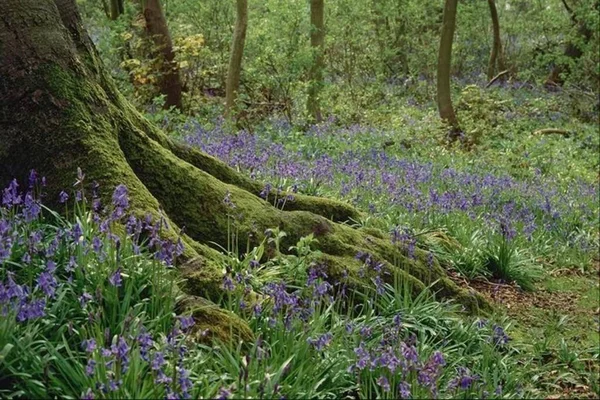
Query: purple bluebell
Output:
[[307, 332, 333, 351], [82, 339, 97, 353], [151, 351, 166, 371], [492, 324, 511, 346], [111, 336, 130, 372], [398, 381, 411, 398], [217, 387, 232, 400], [85, 359, 96, 376], [448, 367, 480, 391], [179, 315, 195, 331], [377, 375, 391, 392], [108, 269, 122, 287], [137, 330, 153, 361], [36, 271, 57, 298]]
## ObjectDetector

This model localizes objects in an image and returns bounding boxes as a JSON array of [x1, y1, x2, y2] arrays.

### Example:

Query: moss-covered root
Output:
[[130, 116, 362, 223], [116, 124, 489, 312], [176, 296, 253, 344]]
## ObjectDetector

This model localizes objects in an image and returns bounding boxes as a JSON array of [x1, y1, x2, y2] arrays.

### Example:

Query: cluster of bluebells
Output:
[[355, 251, 388, 295], [349, 317, 449, 398], [82, 317, 195, 399], [348, 316, 505, 399], [1, 173, 193, 400], [259, 183, 296, 209], [221, 251, 337, 331], [0, 173, 185, 327], [1, 173, 54, 322], [475, 319, 511, 348], [182, 119, 598, 255]]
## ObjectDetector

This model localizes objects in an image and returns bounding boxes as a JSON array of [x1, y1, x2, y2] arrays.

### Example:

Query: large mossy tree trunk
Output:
[[225, 0, 248, 117], [142, 0, 183, 110], [487, 0, 506, 81], [437, 0, 462, 139], [307, 0, 325, 123], [0, 0, 487, 341]]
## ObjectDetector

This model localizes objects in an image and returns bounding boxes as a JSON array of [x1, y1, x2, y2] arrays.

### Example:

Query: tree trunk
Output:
[[546, 0, 597, 87], [0, 0, 487, 340], [225, 0, 248, 117], [437, 0, 461, 138], [487, 0, 506, 81], [307, 0, 325, 123], [102, 0, 111, 18], [142, 0, 183, 110], [109, 0, 122, 19]]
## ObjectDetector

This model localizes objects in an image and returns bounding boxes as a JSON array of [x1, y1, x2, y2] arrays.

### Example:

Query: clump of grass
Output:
[[482, 229, 543, 291]]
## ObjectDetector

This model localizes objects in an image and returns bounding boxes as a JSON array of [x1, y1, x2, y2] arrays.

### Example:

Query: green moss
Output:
[[176, 296, 253, 343]]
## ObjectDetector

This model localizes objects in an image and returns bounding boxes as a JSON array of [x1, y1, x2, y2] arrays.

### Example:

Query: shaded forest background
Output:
[[82, 0, 599, 128]]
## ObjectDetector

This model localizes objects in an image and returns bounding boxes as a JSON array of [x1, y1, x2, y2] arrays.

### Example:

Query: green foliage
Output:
[[79, 0, 599, 124], [15, 1, 599, 398]]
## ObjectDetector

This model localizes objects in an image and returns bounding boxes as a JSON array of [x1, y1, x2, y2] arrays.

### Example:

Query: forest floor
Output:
[[452, 260, 600, 398], [2, 62, 598, 397], [171, 81, 600, 398]]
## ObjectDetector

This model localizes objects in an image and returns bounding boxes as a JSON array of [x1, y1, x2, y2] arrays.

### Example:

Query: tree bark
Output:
[[487, 0, 505, 81], [0, 0, 487, 342], [307, 0, 325, 123], [142, 0, 183, 110], [437, 0, 461, 137], [225, 0, 248, 116], [109, 0, 123, 20]]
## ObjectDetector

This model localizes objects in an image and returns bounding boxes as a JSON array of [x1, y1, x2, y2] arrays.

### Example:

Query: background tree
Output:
[[142, 0, 183, 110], [307, 0, 325, 123], [436, 0, 461, 137], [546, 0, 598, 87], [487, 0, 506, 81], [110, 0, 124, 19], [225, 0, 248, 116]]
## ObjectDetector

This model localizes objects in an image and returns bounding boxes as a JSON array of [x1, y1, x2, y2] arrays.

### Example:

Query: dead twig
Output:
[[533, 128, 572, 137], [485, 70, 509, 88]]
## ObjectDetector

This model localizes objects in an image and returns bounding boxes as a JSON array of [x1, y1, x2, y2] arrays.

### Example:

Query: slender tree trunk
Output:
[[487, 0, 505, 80], [142, 0, 183, 110], [225, 0, 248, 116], [101, 0, 111, 18], [546, 0, 597, 87], [437, 0, 461, 137], [307, 0, 325, 123], [109, 0, 122, 19]]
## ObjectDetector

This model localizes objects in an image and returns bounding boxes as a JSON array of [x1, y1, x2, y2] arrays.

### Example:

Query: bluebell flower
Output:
[[376, 375, 391, 392], [85, 359, 96, 376], [82, 388, 95, 400], [398, 381, 411, 398], [179, 315, 195, 331], [155, 369, 173, 385], [151, 351, 166, 371], [307, 332, 333, 351], [36, 271, 57, 298], [217, 387, 232, 400], [108, 269, 122, 287], [82, 339, 97, 353]]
